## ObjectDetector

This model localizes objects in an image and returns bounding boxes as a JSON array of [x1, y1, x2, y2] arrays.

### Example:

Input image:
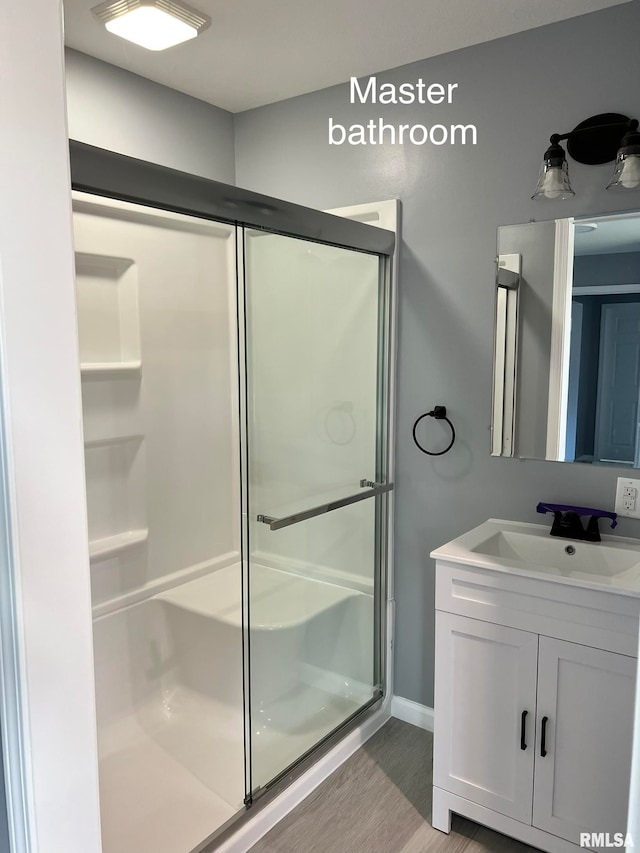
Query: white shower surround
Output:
[[72, 194, 397, 853]]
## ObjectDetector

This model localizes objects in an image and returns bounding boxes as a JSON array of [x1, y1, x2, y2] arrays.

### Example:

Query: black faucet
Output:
[[536, 503, 618, 543]]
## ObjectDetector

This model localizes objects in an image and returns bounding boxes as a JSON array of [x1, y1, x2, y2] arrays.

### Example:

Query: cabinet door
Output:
[[434, 612, 538, 823], [533, 637, 637, 848]]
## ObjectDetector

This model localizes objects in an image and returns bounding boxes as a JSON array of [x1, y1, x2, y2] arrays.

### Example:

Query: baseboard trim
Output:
[[391, 695, 434, 731]]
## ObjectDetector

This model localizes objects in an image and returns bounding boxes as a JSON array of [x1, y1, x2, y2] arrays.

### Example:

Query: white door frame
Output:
[[0, 2, 102, 852], [545, 218, 574, 461]]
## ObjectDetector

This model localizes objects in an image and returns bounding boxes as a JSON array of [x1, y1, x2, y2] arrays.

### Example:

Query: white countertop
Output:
[[430, 518, 640, 598]]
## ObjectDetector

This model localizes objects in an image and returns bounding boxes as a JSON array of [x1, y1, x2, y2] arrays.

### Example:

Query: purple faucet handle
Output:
[[536, 502, 617, 529]]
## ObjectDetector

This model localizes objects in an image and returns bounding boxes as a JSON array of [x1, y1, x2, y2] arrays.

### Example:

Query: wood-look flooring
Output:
[[249, 718, 542, 853]]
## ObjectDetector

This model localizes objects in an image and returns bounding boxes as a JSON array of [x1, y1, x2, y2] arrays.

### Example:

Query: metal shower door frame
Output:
[[236, 226, 394, 807]]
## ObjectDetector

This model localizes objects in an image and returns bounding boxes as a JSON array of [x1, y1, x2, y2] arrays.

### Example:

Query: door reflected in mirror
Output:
[[492, 210, 640, 467]]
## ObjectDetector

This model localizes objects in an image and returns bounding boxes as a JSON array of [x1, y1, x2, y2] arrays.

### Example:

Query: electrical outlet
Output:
[[621, 485, 637, 511], [615, 477, 640, 518]]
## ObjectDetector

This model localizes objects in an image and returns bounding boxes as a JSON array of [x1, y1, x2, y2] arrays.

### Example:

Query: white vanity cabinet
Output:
[[434, 613, 538, 823], [534, 637, 636, 845], [432, 553, 640, 853]]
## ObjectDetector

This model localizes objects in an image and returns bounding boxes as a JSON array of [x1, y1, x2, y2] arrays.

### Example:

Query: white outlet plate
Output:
[[615, 477, 640, 518]]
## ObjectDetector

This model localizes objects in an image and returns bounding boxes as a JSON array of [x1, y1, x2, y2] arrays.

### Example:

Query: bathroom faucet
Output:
[[536, 502, 617, 543]]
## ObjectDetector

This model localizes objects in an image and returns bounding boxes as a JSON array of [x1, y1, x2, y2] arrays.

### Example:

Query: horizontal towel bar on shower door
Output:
[[257, 481, 394, 531]]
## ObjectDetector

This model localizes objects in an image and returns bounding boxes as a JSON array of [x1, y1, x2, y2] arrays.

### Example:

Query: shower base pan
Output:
[[93, 564, 374, 853]]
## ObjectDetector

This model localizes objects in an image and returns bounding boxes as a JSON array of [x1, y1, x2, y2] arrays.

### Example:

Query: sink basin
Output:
[[474, 529, 640, 575], [430, 518, 640, 595]]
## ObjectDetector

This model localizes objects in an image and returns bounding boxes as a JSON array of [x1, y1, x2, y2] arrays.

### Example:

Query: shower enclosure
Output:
[[70, 142, 395, 853]]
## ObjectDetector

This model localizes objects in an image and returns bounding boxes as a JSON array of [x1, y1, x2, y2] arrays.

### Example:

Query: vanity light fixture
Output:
[[606, 120, 640, 191], [532, 113, 640, 199], [91, 0, 210, 51], [531, 136, 575, 200]]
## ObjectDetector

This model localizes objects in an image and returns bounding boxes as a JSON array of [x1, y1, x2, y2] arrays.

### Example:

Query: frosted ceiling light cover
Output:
[[92, 0, 210, 51]]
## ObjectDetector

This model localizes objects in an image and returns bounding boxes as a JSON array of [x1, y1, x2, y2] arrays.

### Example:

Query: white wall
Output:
[[65, 49, 236, 184], [0, 3, 102, 850]]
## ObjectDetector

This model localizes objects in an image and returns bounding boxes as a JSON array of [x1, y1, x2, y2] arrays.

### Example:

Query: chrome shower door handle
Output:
[[257, 481, 393, 531]]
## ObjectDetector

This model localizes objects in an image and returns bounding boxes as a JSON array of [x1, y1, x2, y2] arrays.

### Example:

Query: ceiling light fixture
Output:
[[532, 113, 640, 200], [91, 0, 210, 51]]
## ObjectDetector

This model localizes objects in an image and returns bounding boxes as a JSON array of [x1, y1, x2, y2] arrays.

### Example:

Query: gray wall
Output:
[[65, 49, 236, 183], [575, 251, 640, 286], [233, 1, 640, 706]]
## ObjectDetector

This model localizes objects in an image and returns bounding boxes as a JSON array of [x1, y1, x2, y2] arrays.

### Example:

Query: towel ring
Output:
[[412, 406, 456, 456]]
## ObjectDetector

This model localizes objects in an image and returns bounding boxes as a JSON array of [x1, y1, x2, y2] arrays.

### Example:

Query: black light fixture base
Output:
[[567, 113, 630, 165]]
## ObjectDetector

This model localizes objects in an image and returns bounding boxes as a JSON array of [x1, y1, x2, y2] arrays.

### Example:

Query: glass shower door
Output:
[[240, 228, 390, 799]]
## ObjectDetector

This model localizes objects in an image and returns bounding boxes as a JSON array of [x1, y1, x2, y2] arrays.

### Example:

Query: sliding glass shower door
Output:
[[240, 229, 391, 799]]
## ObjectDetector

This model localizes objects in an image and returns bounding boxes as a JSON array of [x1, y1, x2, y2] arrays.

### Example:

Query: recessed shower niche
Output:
[[84, 435, 147, 561], [75, 250, 142, 374]]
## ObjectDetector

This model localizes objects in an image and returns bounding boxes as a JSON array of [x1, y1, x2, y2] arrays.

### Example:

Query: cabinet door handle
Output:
[[520, 710, 528, 750], [540, 716, 549, 757]]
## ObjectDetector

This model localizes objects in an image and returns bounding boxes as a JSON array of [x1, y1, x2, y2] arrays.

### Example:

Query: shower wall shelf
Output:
[[80, 360, 142, 376], [84, 434, 144, 449], [89, 528, 149, 562]]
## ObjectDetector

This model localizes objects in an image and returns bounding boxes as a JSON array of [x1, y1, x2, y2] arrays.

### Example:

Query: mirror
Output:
[[492, 210, 640, 466]]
